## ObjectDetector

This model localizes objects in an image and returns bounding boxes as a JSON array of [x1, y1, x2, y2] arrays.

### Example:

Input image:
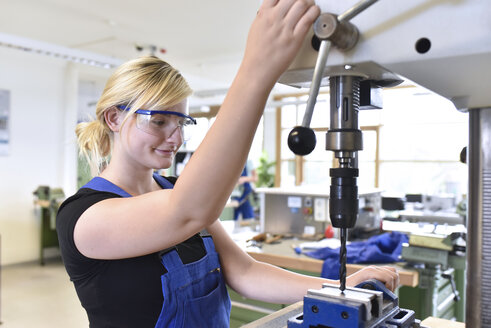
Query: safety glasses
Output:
[[117, 106, 197, 141]]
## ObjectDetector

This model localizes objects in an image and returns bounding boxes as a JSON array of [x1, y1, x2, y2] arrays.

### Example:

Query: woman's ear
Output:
[[104, 106, 123, 132]]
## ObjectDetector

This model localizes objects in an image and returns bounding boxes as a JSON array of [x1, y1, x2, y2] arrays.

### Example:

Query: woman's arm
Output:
[[207, 221, 399, 304], [73, 1, 320, 260], [170, 0, 320, 225]]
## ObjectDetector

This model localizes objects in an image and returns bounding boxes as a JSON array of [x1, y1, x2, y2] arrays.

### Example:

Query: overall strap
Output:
[[159, 244, 185, 269], [81, 177, 132, 198], [201, 236, 217, 254], [82, 173, 175, 197], [152, 172, 175, 189]]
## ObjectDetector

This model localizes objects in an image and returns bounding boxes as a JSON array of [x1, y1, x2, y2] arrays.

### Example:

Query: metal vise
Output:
[[287, 279, 424, 328]]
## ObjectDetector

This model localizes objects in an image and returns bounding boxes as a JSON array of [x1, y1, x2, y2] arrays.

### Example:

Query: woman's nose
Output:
[[166, 125, 183, 142]]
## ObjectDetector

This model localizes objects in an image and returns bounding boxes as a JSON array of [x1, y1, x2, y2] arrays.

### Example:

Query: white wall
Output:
[[0, 47, 108, 265], [0, 46, 277, 265]]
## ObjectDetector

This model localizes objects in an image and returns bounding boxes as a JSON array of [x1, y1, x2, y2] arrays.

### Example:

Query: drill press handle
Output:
[[287, 0, 379, 157]]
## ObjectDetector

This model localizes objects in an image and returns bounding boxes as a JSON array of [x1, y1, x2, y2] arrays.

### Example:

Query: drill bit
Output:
[[339, 228, 347, 292]]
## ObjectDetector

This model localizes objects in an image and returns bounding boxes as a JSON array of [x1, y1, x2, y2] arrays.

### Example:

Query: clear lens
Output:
[[135, 113, 195, 141], [180, 119, 196, 141]]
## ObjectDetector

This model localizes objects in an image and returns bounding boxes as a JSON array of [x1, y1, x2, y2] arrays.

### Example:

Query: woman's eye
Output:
[[150, 118, 166, 126]]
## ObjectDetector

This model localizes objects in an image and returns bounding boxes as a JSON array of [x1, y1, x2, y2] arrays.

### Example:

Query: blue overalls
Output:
[[82, 173, 232, 327]]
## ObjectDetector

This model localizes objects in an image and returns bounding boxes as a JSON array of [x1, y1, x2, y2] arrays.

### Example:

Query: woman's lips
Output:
[[154, 148, 175, 156]]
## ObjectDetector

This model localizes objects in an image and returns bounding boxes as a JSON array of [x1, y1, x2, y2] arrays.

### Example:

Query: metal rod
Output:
[[338, 0, 379, 22], [466, 107, 491, 327], [301, 40, 331, 127]]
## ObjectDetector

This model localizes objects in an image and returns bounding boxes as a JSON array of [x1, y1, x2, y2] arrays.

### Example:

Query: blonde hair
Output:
[[76, 56, 193, 175]]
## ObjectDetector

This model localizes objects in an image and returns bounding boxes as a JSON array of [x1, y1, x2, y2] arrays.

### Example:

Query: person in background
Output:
[[233, 161, 258, 220], [56, 1, 399, 327]]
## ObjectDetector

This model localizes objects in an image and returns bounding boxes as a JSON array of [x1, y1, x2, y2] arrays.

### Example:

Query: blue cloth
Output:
[[301, 232, 408, 279]]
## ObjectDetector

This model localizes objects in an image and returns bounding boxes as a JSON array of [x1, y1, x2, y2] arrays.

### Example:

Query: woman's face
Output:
[[118, 99, 189, 171]]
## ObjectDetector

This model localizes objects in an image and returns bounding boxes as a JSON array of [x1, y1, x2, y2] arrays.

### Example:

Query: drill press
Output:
[[287, 0, 378, 293]]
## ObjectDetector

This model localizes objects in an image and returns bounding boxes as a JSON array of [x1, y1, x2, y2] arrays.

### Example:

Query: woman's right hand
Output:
[[346, 265, 400, 292], [241, 0, 320, 87]]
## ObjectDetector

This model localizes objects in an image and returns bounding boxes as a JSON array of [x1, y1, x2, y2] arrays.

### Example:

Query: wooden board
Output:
[[421, 317, 465, 328], [247, 246, 418, 287]]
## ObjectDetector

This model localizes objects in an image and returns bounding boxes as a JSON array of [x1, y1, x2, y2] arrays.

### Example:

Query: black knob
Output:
[[288, 126, 316, 156]]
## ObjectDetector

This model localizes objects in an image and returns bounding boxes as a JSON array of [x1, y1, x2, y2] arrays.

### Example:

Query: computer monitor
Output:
[[405, 194, 423, 203], [381, 197, 405, 211]]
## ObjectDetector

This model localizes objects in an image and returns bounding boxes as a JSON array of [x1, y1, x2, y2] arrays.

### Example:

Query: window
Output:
[[275, 92, 379, 191], [168, 105, 265, 174], [274, 86, 468, 199], [378, 87, 468, 197]]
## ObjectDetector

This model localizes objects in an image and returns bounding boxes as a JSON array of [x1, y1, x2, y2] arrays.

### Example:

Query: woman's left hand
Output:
[[346, 265, 400, 292]]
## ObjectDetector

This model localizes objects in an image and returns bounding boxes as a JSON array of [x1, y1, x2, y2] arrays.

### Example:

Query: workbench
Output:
[[33, 186, 65, 265], [227, 230, 419, 327], [245, 238, 418, 287], [226, 220, 464, 326]]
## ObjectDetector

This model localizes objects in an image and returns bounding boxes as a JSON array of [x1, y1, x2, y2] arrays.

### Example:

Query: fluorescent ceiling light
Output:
[[0, 32, 123, 69]]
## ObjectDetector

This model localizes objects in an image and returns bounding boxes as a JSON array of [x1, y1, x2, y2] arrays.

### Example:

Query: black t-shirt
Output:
[[56, 181, 207, 328]]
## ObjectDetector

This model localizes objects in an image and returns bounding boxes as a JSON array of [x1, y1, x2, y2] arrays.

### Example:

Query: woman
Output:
[[57, 1, 399, 327]]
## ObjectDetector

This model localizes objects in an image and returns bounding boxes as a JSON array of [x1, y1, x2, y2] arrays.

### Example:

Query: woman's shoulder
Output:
[[58, 188, 121, 217], [56, 188, 122, 239]]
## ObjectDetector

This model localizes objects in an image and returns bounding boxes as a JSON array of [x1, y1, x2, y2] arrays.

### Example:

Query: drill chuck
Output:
[[329, 167, 359, 229]]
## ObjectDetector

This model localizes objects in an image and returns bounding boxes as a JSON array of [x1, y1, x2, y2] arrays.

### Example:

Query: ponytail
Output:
[[75, 118, 111, 176]]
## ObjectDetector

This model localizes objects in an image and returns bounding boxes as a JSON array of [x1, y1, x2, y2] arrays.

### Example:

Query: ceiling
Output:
[[0, 0, 265, 92]]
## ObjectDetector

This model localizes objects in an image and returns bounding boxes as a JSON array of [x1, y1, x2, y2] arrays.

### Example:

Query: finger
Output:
[[284, 0, 313, 30], [380, 266, 399, 284], [385, 273, 395, 291], [275, 0, 297, 18], [292, 3, 320, 36], [379, 268, 399, 291], [365, 266, 396, 291], [380, 266, 397, 273], [260, 0, 280, 9]]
